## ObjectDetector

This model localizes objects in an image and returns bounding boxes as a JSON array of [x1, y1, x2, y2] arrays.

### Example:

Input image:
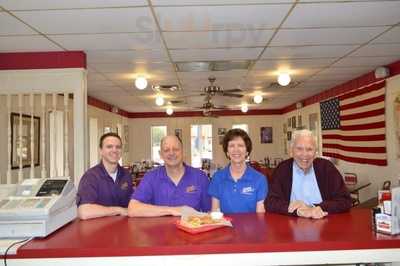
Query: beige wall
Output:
[[127, 115, 286, 169], [87, 105, 129, 165]]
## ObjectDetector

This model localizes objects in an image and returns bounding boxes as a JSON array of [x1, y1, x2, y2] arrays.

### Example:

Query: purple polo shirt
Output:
[[77, 162, 133, 207], [131, 164, 211, 212]]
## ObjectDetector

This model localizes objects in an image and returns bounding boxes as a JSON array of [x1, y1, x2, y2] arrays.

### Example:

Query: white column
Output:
[[41, 93, 47, 178], [6, 94, 12, 184], [29, 93, 35, 178], [52, 93, 58, 177], [73, 71, 88, 185], [64, 93, 70, 177], [18, 94, 23, 183]]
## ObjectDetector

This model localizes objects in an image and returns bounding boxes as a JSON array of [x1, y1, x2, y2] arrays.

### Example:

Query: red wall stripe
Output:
[[0, 51, 86, 70]]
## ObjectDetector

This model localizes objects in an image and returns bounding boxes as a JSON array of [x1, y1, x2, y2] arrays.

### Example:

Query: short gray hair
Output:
[[290, 129, 317, 148]]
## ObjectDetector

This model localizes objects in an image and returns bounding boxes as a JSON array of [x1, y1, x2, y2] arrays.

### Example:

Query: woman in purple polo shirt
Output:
[[208, 129, 268, 214]]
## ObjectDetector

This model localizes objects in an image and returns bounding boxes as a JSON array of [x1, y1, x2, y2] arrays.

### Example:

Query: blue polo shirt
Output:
[[77, 162, 133, 207], [208, 165, 268, 214], [131, 164, 211, 212]]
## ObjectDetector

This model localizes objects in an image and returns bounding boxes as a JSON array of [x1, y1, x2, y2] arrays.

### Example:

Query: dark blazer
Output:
[[265, 158, 352, 215]]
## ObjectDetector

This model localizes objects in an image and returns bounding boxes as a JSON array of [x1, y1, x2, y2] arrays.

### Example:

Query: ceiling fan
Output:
[[194, 97, 228, 117], [201, 76, 244, 98]]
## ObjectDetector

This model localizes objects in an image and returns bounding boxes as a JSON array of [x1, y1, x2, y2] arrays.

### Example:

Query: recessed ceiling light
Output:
[[253, 94, 263, 104], [241, 103, 248, 113], [277, 73, 291, 86], [135, 76, 147, 90], [166, 107, 174, 115], [155, 96, 164, 106]]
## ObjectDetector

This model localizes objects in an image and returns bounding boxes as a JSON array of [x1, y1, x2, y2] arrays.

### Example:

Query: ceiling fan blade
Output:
[[221, 92, 243, 98], [224, 88, 243, 93]]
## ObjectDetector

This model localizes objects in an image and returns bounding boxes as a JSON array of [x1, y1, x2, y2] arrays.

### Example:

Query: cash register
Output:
[[0, 177, 77, 238]]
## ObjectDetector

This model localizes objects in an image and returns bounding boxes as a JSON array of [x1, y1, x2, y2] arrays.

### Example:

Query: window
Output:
[[232, 124, 248, 133], [151, 126, 167, 164], [191, 124, 212, 168]]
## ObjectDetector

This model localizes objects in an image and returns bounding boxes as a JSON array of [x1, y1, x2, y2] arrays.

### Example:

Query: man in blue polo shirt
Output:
[[77, 132, 133, 220], [128, 135, 211, 217]]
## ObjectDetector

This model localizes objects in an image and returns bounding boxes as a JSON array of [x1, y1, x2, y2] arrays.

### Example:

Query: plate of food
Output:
[[176, 212, 233, 234]]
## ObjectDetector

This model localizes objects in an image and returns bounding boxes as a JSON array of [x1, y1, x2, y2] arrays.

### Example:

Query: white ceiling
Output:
[[0, 0, 399, 113]]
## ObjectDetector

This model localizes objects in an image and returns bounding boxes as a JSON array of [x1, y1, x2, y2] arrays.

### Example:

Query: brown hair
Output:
[[222, 128, 252, 158], [99, 132, 122, 148]]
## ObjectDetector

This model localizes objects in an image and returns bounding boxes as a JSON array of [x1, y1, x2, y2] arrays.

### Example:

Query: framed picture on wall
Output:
[[10, 113, 40, 169], [175, 129, 182, 142], [287, 131, 292, 141], [297, 115, 303, 129], [260, 127, 273, 144], [218, 128, 227, 136], [123, 125, 129, 152]]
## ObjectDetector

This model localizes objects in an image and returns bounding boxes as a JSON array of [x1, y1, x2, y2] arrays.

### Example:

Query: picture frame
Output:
[[291, 116, 296, 129], [10, 113, 40, 169], [175, 128, 182, 142], [123, 125, 129, 152], [287, 131, 292, 141], [260, 127, 273, 144], [218, 128, 227, 136]]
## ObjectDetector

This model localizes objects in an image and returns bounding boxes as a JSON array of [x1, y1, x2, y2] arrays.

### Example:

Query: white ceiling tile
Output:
[[270, 27, 389, 46], [284, 2, 400, 28], [0, 12, 37, 35], [0, 35, 61, 51], [13, 8, 156, 34], [90, 62, 175, 73], [88, 85, 122, 93], [87, 78, 116, 88], [154, 5, 291, 31], [372, 26, 400, 44], [333, 56, 396, 67], [318, 66, 374, 76], [0, 0, 147, 10], [86, 50, 168, 63], [164, 30, 273, 49], [178, 70, 247, 80], [261, 45, 358, 59], [170, 48, 263, 61], [350, 43, 400, 57], [153, 0, 295, 5], [50, 33, 164, 50], [253, 58, 335, 70]]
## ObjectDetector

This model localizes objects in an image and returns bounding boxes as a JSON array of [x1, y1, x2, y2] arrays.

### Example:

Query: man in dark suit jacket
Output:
[[265, 130, 352, 219]]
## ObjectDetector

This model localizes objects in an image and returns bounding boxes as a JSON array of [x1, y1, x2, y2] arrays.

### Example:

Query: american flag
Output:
[[320, 81, 386, 166]]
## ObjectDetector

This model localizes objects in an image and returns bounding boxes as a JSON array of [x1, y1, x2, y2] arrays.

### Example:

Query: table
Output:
[[5, 209, 400, 266]]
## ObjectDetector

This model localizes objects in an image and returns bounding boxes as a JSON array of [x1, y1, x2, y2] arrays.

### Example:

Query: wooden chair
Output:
[[343, 173, 371, 207]]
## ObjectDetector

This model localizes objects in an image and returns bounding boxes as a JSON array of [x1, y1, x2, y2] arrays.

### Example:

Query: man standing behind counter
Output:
[[77, 132, 133, 220], [128, 135, 211, 217], [266, 129, 352, 219]]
